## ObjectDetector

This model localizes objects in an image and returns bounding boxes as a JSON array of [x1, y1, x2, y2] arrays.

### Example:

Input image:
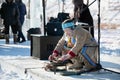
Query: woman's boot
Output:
[[13, 34, 18, 44], [5, 34, 9, 44]]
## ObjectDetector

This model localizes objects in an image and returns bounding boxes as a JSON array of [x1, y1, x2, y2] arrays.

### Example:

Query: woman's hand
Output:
[[48, 54, 59, 62], [57, 54, 72, 63], [48, 55, 54, 61]]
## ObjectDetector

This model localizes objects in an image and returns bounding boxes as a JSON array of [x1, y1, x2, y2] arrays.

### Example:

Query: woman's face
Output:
[[64, 28, 73, 37]]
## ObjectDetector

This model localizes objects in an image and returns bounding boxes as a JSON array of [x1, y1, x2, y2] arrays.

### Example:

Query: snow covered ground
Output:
[[0, 0, 120, 80], [0, 29, 120, 80]]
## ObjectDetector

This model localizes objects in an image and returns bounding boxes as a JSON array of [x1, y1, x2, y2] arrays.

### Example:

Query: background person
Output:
[[15, 0, 26, 43], [72, 0, 94, 37], [0, 0, 20, 44]]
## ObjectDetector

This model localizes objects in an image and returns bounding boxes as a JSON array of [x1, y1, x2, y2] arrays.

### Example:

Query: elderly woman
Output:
[[48, 19, 100, 72]]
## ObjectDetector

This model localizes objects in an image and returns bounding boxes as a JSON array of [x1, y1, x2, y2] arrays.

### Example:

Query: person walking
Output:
[[15, 0, 26, 43], [0, 0, 20, 44]]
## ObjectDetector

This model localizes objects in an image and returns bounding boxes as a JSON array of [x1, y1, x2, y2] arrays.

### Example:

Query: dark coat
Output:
[[74, 4, 93, 26], [0, 1, 20, 25], [17, 2, 26, 25]]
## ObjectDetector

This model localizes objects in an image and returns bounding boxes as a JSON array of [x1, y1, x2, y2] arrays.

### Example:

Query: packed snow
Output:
[[0, 28, 120, 80], [0, 0, 120, 80]]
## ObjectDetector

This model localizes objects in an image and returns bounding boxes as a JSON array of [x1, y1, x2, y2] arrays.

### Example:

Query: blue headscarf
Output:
[[62, 22, 75, 30]]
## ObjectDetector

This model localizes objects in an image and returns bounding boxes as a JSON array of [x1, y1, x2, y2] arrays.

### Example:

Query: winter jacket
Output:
[[74, 4, 93, 26], [16, 2, 26, 25], [0, 1, 20, 25]]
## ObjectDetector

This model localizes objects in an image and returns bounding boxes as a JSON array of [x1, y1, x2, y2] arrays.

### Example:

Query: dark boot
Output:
[[17, 36, 20, 42], [13, 34, 18, 44], [5, 34, 9, 44]]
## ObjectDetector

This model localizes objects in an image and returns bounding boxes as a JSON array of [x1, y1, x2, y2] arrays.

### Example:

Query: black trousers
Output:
[[4, 24, 18, 34]]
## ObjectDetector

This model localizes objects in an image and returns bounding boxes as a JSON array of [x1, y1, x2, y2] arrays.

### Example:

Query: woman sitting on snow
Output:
[[48, 19, 101, 72]]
